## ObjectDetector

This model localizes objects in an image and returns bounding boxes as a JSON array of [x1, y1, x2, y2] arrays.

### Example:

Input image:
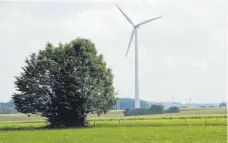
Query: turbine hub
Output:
[[134, 26, 140, 28]]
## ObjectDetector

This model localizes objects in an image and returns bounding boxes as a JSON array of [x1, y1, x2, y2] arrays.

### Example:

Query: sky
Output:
[[0, 0, 227, 103]]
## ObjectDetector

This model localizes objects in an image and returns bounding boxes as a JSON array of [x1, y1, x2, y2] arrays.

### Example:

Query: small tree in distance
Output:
[[165, 106, 180, 113], [12, 38, 116, 127], [219, 102, 226, 107], [123, 108, 131, 116], [150, 104, 164, 114]]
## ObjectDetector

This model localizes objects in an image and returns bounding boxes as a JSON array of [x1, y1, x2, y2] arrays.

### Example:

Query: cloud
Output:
[[190, 61, 207, 69]]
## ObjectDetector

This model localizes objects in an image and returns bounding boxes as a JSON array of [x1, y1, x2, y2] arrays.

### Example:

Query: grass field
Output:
[[0, 118, 227, 143], [0, 108, 227, 143], [1, 126, 226, 143]]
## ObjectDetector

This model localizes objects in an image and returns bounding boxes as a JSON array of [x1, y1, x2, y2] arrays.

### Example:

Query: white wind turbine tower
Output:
[[116, 5, 162, 108]]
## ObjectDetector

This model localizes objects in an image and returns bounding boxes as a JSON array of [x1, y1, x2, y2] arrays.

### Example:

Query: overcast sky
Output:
[[0, 0, 227, 103]]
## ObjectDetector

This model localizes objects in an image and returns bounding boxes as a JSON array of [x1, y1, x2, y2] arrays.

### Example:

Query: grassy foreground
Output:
[[0, 108, 227, 143], [0, 126, 226, 143], [0, 117, 227, 143]]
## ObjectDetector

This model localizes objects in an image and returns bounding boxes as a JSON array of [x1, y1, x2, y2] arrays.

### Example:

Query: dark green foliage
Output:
[[219, 102, 226, 107], [124, 105, 165, 116], [12, 38, 116, 127], [149, 104, 164, 114], [123, 108, 131, 116], [165, 106, 180, 113], [124, 108, 151, 116]]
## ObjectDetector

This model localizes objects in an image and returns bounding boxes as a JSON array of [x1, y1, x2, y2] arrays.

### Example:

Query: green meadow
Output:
[[0, 109, 227, 143]]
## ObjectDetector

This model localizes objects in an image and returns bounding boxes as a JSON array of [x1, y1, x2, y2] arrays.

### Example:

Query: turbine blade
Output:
[[116, 5, 134, 25], [126, 28, 135, 57], [136, 16, 162, 27]]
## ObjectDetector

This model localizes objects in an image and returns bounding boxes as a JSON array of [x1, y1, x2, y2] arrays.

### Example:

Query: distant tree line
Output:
[[123, 104, 180, 116], [0, 100, 17, 114]]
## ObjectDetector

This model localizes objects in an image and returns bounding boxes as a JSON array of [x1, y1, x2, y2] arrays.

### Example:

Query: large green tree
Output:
[[12, 38, 116, 127]]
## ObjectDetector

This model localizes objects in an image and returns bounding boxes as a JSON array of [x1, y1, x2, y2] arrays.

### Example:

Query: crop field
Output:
[[0, 108, 227, 143], [0, 114, 44, 122], [89, 107, 227, 119], [0, 107, 227, 122]]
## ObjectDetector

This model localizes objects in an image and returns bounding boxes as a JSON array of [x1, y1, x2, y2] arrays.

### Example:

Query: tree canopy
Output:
[[219, 102, 226, 107], [12, 38, 116, 127], [165, 106, 180, 113], [149, 104, 164, 114]]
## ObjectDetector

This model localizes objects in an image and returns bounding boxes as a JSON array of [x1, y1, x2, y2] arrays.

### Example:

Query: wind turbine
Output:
[[116, 5, 162, 108]]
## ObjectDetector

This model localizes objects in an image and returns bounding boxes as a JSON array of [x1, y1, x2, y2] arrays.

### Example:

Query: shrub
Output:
[[124, 104, 166, 116], [165, 106, 180, 113], [123, 108, 131, 116], [149, 104, 165, 114], [124, 108, 151, 116], [219, 102, 226, 107]]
